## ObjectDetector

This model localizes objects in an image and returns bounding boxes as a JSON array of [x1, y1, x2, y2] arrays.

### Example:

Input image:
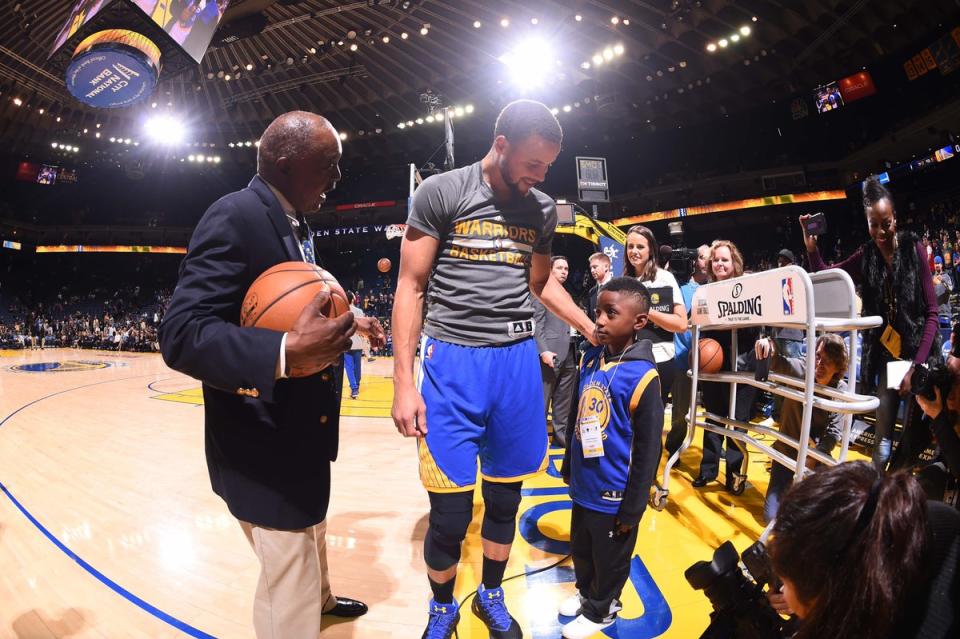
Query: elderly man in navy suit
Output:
[[160, 111, 383, 638]]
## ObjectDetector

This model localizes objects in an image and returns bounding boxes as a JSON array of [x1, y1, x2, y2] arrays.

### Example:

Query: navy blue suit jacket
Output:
[[160, 175, 342, 529]]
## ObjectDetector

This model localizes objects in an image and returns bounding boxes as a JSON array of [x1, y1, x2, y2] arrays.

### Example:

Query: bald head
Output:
[[257, 111, 342, 212]]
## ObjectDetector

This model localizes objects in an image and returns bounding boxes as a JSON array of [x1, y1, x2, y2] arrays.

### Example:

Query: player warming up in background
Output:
[[559, 278, 664, 638], [391, 100, 596, 639]]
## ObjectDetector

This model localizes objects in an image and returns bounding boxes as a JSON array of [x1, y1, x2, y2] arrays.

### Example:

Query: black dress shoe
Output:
[[325, 596, 368, 618], [726, 474, 747, 496], [691, 475, 713, 488]]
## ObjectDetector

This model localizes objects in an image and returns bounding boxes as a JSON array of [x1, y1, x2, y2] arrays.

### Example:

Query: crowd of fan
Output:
[[0, 289, 171, 352]]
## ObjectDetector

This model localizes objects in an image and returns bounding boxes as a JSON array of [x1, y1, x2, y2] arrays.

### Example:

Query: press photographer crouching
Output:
[[912, 351, 960, 483], [766, 462, 959, 639]]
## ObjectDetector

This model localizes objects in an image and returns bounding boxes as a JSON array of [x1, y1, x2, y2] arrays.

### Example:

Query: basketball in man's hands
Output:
[[241, 262, 349, 330], [692, 338, 724, 374]]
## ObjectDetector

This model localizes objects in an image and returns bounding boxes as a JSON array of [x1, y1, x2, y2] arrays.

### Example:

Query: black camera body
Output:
[[911, 362, 954, 402], [670, 246, 700, 284], [686, 540, 797, 639]]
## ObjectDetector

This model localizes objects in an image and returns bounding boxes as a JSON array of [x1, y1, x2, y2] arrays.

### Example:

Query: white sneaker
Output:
[[558, 591, 584, 617], [561, 614, 614, 639]]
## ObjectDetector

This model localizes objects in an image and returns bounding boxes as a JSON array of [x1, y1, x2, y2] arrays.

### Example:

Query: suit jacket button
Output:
[[236, 388, 246, 395], [250, 389, 259, 398], [320, 415, 328, 424]]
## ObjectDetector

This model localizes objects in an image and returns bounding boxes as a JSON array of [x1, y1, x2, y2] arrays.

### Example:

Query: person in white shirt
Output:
[[623, 225, 687, 403]]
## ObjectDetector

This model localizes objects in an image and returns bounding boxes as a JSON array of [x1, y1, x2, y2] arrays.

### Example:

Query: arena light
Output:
[[39, 108, 44, 114], [498, 37, 556, 88], [575, 14, 582, 21], [706, 43, 717, 52], [500, 18, 509, 28], [51, 142, 57, 148], [188, 154, 195, 162], [730, 34, 740, 43], [614, 43, 625, 56], [339, 132, 348, 141], [718, 38, 729, 48], [740, 25, 751, 36], [382, 35, 390, 43], [144, 114, 186, 145], [592, 53, 603, 65], [13, 97, 22, 106], [473, 20, 481, 28], [465, 104, 474, 113], [611, 16, 620, 25], [425, 115, 435, 123], [401, 32, 409, 39], [398, 122, 406, 129]]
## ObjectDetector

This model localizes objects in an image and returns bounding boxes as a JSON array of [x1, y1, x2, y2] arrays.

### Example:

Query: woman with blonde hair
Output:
[[692, 239, 758, 493]]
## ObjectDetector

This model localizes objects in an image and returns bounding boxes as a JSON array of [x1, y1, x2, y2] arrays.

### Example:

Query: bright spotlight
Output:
[[611, 16, 619, 25], [398, 122, 406, 129], [603, 48, 614, 61], [473, 20, 481, 28], [13, 97, 22, 106], [188, 155, 195, 162], [124, 138, 132, 144], [498, 37, 556, 87], [246, 63, 254, 70], [420, 27, 428, 36], [718, 38, 729, 47], [592, 54, 603, 65], [350, 43, 358, 51], [415, 118, 424, 124], [465, 104, 474, 113], [550, 107, 559, 115], [740, 26, 751, 36], [51, 142, 57, 148], [575, 14, 582, 22], [426, 115, 435, 123], [95, 132, 100, 138], [500, 18, 509, 27], [562, 104, 571, 112], [614, 43, 625, 55], [454, 106, 464, 117], [407, 120, 414, 126], [339, 132, 348, 141], [581, 61, 591, 69], [707, 43, 717, 52], [731, 34, 740, 42], [145, 115, 186, 145], [213, 156, 221, 163], [197, 154, 205, 162]]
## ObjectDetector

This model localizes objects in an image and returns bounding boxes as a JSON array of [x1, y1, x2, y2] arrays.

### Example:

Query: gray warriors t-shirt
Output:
[[405, 161, 557, 346]]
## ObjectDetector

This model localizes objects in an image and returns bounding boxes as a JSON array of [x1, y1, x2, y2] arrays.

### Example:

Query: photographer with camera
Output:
[[665, 244, 710, 457], [754, 334, 847, 522], [911, 333, 960, 481], [801, 177, 940, 471], [765, 461, 959, 639]]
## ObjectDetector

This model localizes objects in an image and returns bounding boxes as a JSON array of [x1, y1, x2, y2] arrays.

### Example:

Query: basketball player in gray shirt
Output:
[[392, 100, 595, 639]]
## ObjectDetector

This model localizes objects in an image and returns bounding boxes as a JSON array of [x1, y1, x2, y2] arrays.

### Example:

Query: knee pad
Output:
[[424, 490, 474, 571], [480, 480, 522, 545]]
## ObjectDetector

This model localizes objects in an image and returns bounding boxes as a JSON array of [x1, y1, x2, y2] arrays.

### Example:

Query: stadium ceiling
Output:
[[0, 0, 953, 155]]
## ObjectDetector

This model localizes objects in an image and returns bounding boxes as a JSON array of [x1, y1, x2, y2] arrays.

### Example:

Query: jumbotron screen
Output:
[[52, 0, 230, 63], [134, 0, 230, 63]]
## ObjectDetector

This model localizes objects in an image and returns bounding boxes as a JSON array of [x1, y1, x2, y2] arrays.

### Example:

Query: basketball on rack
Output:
[[240, 262, 349, 331], [693, 338, 724, 374], [377, 257, 391, 273]]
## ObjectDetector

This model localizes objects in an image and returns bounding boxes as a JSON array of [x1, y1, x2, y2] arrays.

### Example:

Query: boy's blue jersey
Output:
[[570, 344, 659, 514]]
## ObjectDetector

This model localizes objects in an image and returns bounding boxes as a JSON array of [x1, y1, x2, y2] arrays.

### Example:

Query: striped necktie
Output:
[[296, 213, 316, 264]]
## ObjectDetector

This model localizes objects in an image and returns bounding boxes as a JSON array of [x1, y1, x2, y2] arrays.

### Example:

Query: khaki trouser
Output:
[[239, 519, 336, 639]]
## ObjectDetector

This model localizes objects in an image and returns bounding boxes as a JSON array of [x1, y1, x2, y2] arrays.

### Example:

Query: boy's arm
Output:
[[560, 365, 581, 483], [617, 369, 664, 527]]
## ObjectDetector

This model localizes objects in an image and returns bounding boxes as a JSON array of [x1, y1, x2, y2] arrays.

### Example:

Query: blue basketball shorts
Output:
[[416, 336, 548, 492]]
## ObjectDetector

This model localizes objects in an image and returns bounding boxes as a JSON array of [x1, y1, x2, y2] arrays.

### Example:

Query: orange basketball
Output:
[[240, 262, 349, 331], [377, 257, 391, 273], [691, 338, 724, 374]]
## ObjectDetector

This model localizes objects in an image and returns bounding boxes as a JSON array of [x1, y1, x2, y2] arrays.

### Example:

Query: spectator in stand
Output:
[[934, 256, 954, 322], [800, 177, 940, 472]]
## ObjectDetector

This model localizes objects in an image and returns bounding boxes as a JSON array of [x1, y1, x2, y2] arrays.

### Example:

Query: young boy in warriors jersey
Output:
[[560, 277, 664, 638], [391, 100, 596, 639]]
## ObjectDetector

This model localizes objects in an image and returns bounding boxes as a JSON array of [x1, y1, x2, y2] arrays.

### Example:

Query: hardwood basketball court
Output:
[[0, 348, 789, 638]]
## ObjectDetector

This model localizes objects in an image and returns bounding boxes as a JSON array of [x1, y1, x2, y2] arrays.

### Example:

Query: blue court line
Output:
[[521, 486, 569, 497], [0, 373, 216, 638]]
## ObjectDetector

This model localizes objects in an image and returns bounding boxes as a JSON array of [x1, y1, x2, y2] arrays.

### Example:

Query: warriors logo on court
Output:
[[10, 360, 126, 372]]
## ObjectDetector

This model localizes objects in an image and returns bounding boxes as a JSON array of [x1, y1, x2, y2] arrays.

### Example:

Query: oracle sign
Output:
[[838, 71, 877, 104]]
